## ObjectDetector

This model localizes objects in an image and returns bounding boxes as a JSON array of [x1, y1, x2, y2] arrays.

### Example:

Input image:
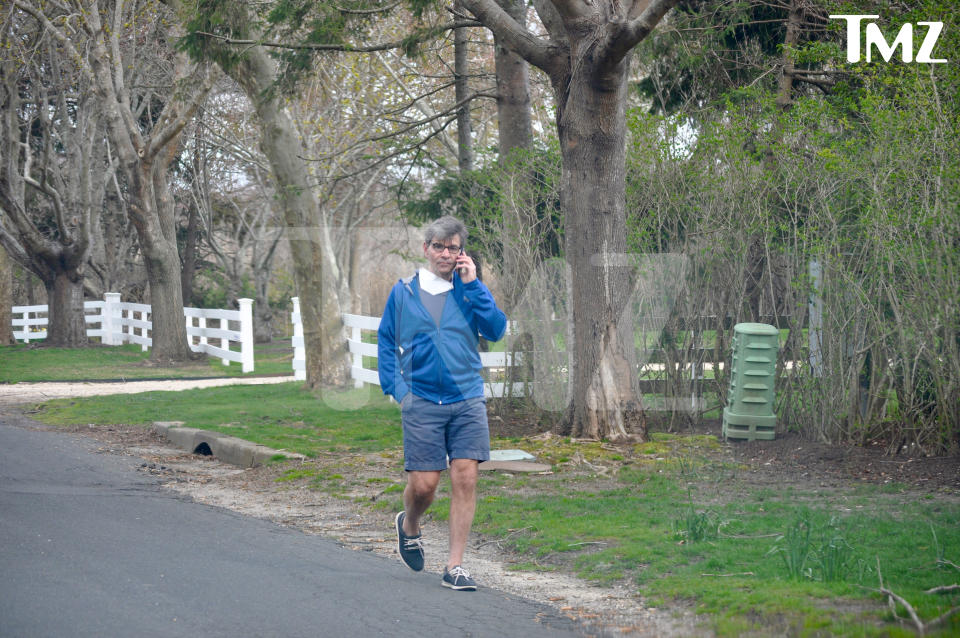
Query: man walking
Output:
[[377, 216, 507, 591]]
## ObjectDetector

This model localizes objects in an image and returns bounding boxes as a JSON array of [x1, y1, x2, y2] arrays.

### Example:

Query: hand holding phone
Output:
[[456, 249, 477, 283]]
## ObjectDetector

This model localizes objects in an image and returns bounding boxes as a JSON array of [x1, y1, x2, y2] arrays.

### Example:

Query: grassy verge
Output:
[[24, 383, 960, 637], [0, 340, 294, 382], [464, 465, 958, 637], [34, 383, 400, 456]]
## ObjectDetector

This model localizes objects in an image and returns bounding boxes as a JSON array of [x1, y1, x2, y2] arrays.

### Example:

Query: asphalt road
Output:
[[0, 414, 581, 638]]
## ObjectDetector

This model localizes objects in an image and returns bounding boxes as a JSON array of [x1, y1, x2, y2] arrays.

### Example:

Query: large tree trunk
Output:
[[253, 268, 273, 343], [44, 269, 88, 347], [138, 203, 192, 361], [251, 216, 283, 344], [454, 0, 474, 173], [558, 53, 641, 441], [180, 201, 200, 308], [494, 0, 532, 158], [226, 45, 349, 387], [494, 0, 535, 311], [0, 246, 14, 345]]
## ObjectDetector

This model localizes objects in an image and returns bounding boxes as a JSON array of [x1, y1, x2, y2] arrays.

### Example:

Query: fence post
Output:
[[351, 324, 364, 388], [101, 293, 121, 345], [183, 312, 195, 350], [291, 297, 306, 381], [238, 298, 254, 373], [139, 308, 149, 351], [219, 317, 229, 366], [22, 309, 31, 343]]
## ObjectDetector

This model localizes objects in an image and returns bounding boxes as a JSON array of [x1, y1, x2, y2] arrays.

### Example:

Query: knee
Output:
[[407, 472, 440, 500], [449, 460, 478, 489]]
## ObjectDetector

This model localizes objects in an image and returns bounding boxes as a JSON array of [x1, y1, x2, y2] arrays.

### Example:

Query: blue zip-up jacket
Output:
[[377, 271, 507, 405]]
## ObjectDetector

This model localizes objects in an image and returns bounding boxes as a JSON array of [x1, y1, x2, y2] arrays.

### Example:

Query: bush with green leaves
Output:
[[623, 57, 959, 453]]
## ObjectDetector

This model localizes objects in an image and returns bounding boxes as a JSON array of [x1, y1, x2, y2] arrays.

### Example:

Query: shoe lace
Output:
[[403, 536, 424, 552], [448, 565, 471, 580]]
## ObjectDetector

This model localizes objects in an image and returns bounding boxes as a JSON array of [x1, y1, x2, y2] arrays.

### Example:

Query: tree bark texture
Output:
[[494, 0, 536, 312], [131, 143, 199, 362], [0, 246, 14, 345], [745, 0, 804, 321], [558, 54, 640, 441], [180, 201, 201, 308], [775, 0, 803, 111], [454, 0, 474, 173], [494, 0, 532, 159], [253, 267, 274, 344], [45, 269, 87, 346]]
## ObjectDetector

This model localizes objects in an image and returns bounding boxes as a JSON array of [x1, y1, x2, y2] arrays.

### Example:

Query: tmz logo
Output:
[[830, 15, 947, 63]]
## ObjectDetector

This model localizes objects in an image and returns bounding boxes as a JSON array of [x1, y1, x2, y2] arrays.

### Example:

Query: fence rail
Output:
[[12, 301, 108, 343], [11, 293, 254, 372], [289, 308, 795, 409]]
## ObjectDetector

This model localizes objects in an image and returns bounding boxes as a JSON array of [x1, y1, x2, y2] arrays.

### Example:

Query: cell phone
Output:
[[459, 248, 466, 275]]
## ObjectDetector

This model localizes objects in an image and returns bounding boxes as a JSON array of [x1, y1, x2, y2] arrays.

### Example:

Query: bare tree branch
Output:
[[322, 113, 459, 183], [375, 50, 459, 157], [145, 64, 216, 161], [458, 0, 562, 73], [598, 0, 680, 71], [529, 0, 568, 47], [12, 1, 96, 85], [333, 2, 401, 15], [307, 90, 494, 162], [193, 20, 479, 53], [0, 213, 36, 269], [549, 0, 591, 21]]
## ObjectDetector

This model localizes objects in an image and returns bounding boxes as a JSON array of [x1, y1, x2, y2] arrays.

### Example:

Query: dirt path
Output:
[[0, 376, 293, 406], [0, 379, 708, 638]]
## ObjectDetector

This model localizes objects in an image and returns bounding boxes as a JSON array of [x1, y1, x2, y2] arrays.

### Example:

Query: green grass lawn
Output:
[[417, 435, 960, 637], [0, 339, 294, 382], [34, 383, 400, 456], [470, 473, 958, 636], [12, 344, 960, 637]]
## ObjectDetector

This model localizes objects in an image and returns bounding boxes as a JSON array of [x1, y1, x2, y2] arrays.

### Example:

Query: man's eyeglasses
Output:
[[429, 242, 462, 255]]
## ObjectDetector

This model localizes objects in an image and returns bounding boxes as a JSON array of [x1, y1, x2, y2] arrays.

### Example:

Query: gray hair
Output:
[[423, 215, 468, 247]]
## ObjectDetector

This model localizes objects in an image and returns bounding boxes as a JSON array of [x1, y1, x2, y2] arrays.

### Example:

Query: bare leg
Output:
[[403, 470, 440, 536], [447, 458, 478, 569]]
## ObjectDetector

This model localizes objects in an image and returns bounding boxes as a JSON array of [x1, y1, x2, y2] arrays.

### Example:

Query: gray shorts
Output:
[[400, 395, 490, 471]]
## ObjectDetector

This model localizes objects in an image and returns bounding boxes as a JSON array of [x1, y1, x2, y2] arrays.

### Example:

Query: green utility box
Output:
[[723, 323, 779, 441]]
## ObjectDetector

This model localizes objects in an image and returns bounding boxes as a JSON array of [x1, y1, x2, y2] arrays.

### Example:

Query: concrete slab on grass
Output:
[[488, 449, 536, 462], [479, 460, 552, 473], [152, 421, 304, 468]]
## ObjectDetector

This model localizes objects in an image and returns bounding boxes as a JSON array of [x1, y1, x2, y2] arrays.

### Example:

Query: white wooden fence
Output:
[[12, 293, 255, 372], [12, 299, 109, 344], [287, 303, 783, 411], [290, 301, 517, 396]]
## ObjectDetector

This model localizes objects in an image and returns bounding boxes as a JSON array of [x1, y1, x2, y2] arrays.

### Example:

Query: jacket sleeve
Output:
[[461, 278, 508, 342], [377, 286, 409, 401]]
